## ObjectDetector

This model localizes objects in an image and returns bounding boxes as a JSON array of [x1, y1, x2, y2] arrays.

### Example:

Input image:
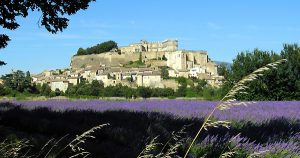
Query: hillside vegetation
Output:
[[76, 40, 118, 56]]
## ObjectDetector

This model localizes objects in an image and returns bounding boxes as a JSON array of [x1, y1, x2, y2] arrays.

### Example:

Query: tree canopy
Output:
[[76, 40, 118, 55], [221, 44, 300, 100], [0, 0, 96, 65]]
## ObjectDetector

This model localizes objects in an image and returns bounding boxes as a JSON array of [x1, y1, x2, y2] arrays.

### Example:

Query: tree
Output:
[[217, 63, 229, 79], [222, 46, 300, 100], [1, 70, 26, 92], [40, 83, 51, 96], [90, 80, 102, 96], [276, 44, 300, 100], [77, 40, 118, 55], [161, 66, 169, 79], [0, 0, 96, 64], [137, 87, 152, 98], [195, 79, 207, 92], [54, 88, 62, 96], [76, 48, 87, 55], [24, 71, 32, 92], [138, 51, 143, 64]]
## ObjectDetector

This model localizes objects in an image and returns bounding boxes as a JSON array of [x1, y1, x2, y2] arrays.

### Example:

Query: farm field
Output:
[[0, 100, 299, 157]]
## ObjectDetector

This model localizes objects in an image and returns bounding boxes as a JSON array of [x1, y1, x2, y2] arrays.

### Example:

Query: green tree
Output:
[[217, 63, 229, 79], [76, 84, 91, 96], [90, 80, 102, 96], [0, 0, 95, 65], [1, 70, 26, 92], [222, 46, 300, 100], [54, 88, 62, 96], [138, 51, 143, 64], [78, 40, 118, 55], [76, 48, 87, 55], [275, 44, 300, 100], [24, 71, 32, 92], [40, 83, 51, 96], [137, 86, 152, 98], [161, 66, 169, 79]]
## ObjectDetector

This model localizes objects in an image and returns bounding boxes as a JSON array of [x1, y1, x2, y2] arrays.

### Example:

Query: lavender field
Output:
[[5, 99, 300, 123], [1, 100, 300, 157]]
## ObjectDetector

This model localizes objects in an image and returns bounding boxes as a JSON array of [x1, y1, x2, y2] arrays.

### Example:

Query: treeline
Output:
[[0, 70, 39, 96], [220, 44, 300, 100], [76, 40, 118, 56], [64, 79, 221, 100]]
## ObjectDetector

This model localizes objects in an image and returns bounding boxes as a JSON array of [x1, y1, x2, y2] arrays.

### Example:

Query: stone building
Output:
[[119, 39, 178, 53], [49, 79, 70, 92], [137, 71, 162, 88]]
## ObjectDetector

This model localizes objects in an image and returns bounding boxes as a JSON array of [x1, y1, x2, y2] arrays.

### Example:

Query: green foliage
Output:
[[90, 80, 103, 96], [263, 150, 298, 158], [124, 60, 145, 68], [54, 88, 62, 96], [137, 86, 152, 98], [76, 47, 86, 55], [76, 40, 118, 55], [0, 70, 38, 95], [139, 51, 143, 64], [161, 66, 169, 79], [217, 63, 229, 79], [40, 83, 51, 96], [151, 88, 175, 97], [221, 44, 300, 100]]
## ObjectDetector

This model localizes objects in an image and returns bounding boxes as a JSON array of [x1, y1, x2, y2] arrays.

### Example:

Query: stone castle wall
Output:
[[71, 51, 169, 69], [71, 53, 140, 69]]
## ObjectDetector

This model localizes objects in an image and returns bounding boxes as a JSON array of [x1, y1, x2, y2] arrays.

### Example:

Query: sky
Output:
[[1, 0, 300, 75]]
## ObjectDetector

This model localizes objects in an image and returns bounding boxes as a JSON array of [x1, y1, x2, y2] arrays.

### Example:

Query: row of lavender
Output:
[[3, 99, 300, 123]]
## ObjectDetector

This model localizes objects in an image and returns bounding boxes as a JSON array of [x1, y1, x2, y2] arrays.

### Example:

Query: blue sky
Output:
[[1, 0, 300, 75]]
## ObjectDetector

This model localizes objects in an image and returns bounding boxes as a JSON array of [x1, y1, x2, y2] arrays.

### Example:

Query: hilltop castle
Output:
[[33, 39, 224, 92]]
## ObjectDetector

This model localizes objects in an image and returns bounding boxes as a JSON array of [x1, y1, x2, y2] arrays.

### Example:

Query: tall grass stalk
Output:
[[183, 59, 287, 158]]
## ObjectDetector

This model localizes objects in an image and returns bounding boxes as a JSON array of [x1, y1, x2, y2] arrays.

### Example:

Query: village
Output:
[[32, 39, 224, 92]]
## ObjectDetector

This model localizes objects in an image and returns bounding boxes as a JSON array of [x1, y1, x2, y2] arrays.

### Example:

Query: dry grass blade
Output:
[[137, 136, 162, 158], [55, 123, 110, 158], [156, 126, 187, 158], [247, 150, 269, 158], [220, 151, 236, 158], [203, 120, 231, 130], [0, 139, 31, 158], [69, 123, 110, 152]]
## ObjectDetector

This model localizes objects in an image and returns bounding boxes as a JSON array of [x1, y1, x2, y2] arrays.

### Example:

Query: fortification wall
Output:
[[70, 52, 140, 69]]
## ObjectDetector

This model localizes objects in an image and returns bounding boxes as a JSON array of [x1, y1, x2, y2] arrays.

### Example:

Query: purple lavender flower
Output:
[[1, 100, 299, 123]]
